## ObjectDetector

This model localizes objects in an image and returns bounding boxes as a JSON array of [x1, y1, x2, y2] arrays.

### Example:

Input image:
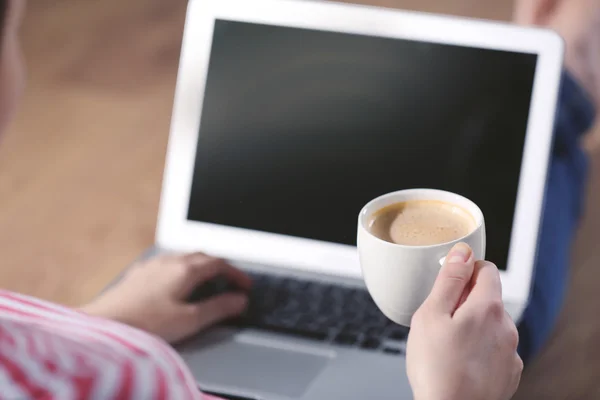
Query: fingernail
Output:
[[446, 242, 471, 263]]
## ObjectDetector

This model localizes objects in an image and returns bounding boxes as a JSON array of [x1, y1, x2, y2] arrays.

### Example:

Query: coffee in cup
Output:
[[368, 199, 477, 246], [357, 189, 486, 327]]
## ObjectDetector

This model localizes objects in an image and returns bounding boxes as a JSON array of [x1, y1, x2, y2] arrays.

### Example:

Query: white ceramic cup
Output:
[[357, 189, 486, 327]]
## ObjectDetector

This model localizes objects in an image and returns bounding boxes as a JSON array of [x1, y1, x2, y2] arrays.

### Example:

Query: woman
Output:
[[0, 0, 596, 398]]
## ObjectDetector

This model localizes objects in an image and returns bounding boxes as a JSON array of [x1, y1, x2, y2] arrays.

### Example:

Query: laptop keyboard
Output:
[[228, 272, 409, 355]]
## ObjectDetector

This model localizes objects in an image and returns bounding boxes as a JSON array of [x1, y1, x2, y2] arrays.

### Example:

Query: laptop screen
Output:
[[187, 19, 539, 271]]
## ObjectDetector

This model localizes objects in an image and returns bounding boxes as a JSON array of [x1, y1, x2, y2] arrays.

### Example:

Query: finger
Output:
[[185, 293, 248, 333], [465, 260, 502, 305], [425, 242, 475, 315], [184, 253, 252, 289]]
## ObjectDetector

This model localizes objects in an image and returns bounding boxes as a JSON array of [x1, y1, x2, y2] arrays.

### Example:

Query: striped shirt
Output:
[[0, 290, 223, 400]]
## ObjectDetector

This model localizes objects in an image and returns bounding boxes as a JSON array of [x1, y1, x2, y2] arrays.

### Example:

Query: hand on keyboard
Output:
[[83, 253, 251, 344]]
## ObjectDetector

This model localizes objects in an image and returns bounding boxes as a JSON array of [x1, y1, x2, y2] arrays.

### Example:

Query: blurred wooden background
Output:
[[0, 0, 599, 398]]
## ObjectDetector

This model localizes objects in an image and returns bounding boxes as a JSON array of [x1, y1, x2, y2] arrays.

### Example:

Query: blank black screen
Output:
[[187, 20, 538, 270]]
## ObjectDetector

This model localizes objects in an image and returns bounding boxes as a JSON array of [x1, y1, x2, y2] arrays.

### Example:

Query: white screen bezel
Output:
[[156, 0, 564, 309]]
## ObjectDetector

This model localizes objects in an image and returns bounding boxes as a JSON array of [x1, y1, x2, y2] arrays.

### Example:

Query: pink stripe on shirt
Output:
[[0, 290, 222, 400]]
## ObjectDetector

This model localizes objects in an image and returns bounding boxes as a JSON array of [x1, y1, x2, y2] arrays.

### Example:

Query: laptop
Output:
[[135, 0, 564, 398]]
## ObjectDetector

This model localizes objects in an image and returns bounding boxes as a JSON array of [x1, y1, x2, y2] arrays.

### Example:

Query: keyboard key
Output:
[[387, 327, 409, 341], [327, 286, 345, 299], [295, 316, 329, 334], [312, 315, 333, 328], [360, 337, 381, 350], [334, 332, 358, 346], [341, 322, 362, 334], [281, 299, 301, 313], [341, 310, 358, 321], [383, 347, 404, 356], [364, 326, 384, 337]]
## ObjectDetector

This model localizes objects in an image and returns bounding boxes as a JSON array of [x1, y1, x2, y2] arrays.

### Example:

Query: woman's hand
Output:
[[81, 253, 252, 343], [407, 243, 523, 400]]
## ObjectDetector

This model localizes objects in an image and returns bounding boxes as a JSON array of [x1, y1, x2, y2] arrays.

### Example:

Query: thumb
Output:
[[425, 242, 475, 315]]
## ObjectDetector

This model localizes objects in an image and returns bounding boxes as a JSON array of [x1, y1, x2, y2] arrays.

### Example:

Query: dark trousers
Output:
[[517, 72, 596, 363]]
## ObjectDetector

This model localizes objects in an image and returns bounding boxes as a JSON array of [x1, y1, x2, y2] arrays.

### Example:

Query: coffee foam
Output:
[[368, 199, 476, 246]]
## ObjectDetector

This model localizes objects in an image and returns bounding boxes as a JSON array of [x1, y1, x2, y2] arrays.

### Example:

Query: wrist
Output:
[[79, 299, 121, 322]]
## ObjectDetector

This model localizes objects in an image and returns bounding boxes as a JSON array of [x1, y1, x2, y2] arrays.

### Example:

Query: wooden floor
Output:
[[1, 0, 599, 398]]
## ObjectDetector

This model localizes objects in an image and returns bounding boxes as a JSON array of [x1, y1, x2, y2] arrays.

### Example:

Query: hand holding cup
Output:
[[407, 242, 522, 400]]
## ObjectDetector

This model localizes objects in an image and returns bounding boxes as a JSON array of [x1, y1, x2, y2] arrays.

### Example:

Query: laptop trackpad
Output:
[[185, 335, 332, 398]]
